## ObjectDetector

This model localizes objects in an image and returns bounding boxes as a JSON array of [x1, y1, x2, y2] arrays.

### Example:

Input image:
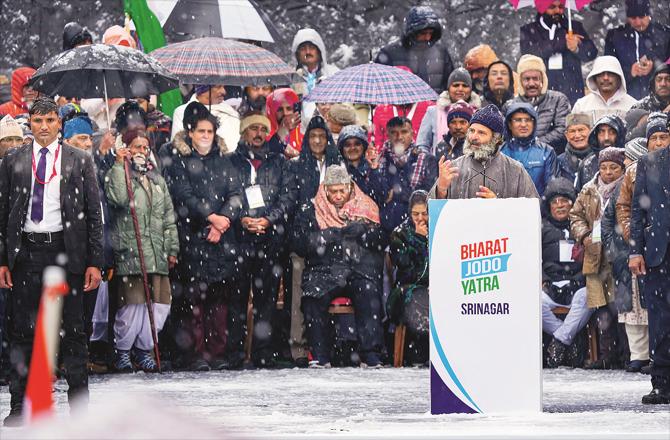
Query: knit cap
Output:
[[598, 147, 625, 168], [468, 104, 505, 135], [626, 0, 650, 17], [624, 137, 648, 161], [447, 100, 476, 124], [447, 68, 472, 89], [239, 113, 271, 134], [63, 116, 93, 139], [646, 112, 669, 139]]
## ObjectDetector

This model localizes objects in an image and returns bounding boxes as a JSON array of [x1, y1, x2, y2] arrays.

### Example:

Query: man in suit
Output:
[[629, 137, 670, 404], [0, 97, 103, 426]]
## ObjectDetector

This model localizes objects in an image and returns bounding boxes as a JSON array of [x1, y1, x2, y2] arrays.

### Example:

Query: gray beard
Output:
[[462, 133, 502, 162]]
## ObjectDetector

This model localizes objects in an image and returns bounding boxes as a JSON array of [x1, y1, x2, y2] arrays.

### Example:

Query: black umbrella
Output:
[[161, 0, 281, 43], [29, 44, 178, 127]]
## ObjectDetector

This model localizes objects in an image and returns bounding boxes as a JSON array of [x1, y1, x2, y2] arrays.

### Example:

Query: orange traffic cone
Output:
[[23, 266, 69, 424]]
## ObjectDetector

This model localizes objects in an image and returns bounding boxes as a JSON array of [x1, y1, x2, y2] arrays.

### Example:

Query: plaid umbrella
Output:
[[150, 37, 295, 86], [304, 63, 438, 105]]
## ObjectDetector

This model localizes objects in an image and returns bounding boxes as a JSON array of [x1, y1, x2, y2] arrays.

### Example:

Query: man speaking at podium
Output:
[[430, 105, 539, 200]]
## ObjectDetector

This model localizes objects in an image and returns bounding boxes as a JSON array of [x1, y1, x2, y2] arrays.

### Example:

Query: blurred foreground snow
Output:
[[0, 368, 668, 439]]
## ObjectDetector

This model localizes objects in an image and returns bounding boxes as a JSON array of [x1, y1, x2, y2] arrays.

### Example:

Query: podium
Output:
[[429, 198, 542, 414]]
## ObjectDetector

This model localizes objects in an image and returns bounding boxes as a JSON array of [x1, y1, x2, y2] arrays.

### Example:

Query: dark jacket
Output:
[[605, 22, 670, 100], [434, 134, 464, 163], [0, 142, 103, 273], [292, 201, 385, 298], [387, 218, 428, 324], [520, 16, 597, 106], [541, 178, 584, 305], [626, 62, 670, 141], [575, 114, 626, 192], [374, 6, 454, 93], [601, 181, 635, 313], [481, 60, 515, 111], [378, 146, 437, 234], [163, 132, 242, 282], [556, 144, 591, 184], [501, 102, 557, 196], [505, 90, 571, 154], [230, 140, 297, 244], [630, 146, 670, 269], [338, 137, 388, 208]]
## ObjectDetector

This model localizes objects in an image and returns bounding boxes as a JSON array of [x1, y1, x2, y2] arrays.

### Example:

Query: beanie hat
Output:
[[464, 44, 498, 73], [63, 116, 93, 139], [194, 84, 213, 96], [0, 115, 24, 140], [517, 54, 549, 95], [121, 128, 148, 147], [625, 137, 648, 161], [566, 113, 592, 129], [239, 113, 271, 134], [184, 101, 219, 133], [626, 0, 651, 17], [336, 125, 369, 152], [646, 112, 669, 139], [468, 104, 505, 135], [598, 147, 625, 168], [328, 103, 357, 126], [447, 100, 475, 124], [447, 68, 472, 89], [323, 164, 351, 186]]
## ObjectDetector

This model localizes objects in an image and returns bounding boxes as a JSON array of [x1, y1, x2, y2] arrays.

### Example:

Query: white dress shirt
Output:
[[24, 139, 63, 233]]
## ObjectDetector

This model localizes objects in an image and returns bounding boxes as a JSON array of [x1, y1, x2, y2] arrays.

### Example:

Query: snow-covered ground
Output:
[[1, 367, 668, 439]]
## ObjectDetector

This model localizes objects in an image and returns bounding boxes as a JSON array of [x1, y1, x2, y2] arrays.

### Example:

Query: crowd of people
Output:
[[0, 0, 669, 427]]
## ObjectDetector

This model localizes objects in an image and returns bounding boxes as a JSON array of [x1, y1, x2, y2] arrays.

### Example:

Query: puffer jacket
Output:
[[374, 6, 454, 93], [0, 67, 35, 117], [574, 114, 626, 192], [569, 174, 616, 308], [605, 22, 670, 100], [541, 178, 584, 304], [105, 164, 179, 276], [292, 201, 385, 299], [556, 144, 591, 183], [601, 181, 635, 313], [504, 90, 571, 154], [626, 62, 670, 141], [500, 102, 557, 196], [415, 91, 482, 150], [230, 140, 298, 243], [520, 16, 597, 106], [615, 162, 637, 243], [162, 132, 242, 282], [572, 56, 638, 122]]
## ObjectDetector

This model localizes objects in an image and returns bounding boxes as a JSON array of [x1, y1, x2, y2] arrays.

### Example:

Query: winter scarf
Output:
[[314, 182, 380, 229], [380, 141, 427, 190], [566, 144, 592, 159], [596, 175, 623, 206]]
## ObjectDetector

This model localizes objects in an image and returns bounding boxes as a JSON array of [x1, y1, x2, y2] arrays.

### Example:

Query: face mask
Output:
[[131, 153, 149, 174]]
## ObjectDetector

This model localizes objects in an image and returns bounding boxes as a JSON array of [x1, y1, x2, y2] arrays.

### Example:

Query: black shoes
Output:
[[641, 388, 670, 405], [626, 359, 650, 373], [546, 337, 568, 368], [188, 358, 211, 372]]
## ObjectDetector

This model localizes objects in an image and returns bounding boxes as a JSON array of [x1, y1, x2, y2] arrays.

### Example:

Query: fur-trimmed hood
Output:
[[172, 130, 228, 157]]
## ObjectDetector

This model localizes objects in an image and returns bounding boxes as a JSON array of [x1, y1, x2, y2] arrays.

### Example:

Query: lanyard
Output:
[[31, 145, 60, 185]]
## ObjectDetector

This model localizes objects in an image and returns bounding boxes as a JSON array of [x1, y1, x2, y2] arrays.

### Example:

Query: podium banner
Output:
[[429, 198, 542, 414]]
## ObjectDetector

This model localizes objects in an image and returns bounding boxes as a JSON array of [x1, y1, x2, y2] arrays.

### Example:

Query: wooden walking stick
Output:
[[123, 158, 161, 372]]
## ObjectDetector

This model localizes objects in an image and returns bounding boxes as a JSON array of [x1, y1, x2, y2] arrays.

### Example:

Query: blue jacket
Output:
[[501, 102, 557, 196], [520, 16, 597, 106], [630, 147, 670, 269], [605, 22, 670, 100]]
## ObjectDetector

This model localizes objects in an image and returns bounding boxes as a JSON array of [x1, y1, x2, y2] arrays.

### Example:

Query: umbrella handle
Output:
[[567, 6, 573, 35], [103, 74, 111, 131]]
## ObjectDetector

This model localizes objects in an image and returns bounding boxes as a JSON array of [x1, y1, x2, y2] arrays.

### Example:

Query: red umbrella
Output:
[[508, 0, 593, 34]]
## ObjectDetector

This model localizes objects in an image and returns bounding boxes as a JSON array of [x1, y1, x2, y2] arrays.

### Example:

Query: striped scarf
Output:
[[381, 141, 427, 190]]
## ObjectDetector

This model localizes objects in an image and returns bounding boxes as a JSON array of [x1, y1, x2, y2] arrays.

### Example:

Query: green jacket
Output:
[[105, 162, 179, 276]]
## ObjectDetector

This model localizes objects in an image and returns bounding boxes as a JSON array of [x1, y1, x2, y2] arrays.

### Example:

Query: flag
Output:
[[124, 0, 182, 118]]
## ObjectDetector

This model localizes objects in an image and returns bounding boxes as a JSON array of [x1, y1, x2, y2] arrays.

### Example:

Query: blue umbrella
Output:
[[303, 63, 438, 105]]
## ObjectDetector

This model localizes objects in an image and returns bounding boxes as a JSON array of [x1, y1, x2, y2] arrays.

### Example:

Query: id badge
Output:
[[591, 220, 602, 243], [245, 185, 265, 209], [548, 53, 563, 70], [559, 240, 575, 263]]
